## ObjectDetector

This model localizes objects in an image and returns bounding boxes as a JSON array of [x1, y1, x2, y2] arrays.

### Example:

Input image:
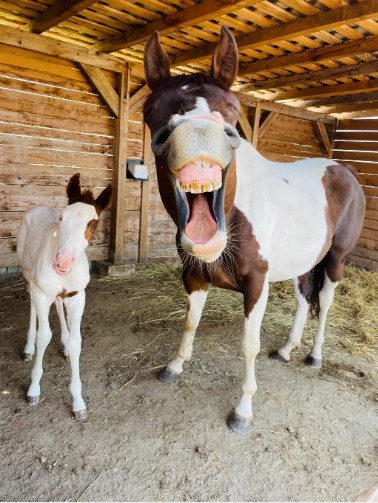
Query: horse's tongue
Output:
[[185, 194, 217, 244]]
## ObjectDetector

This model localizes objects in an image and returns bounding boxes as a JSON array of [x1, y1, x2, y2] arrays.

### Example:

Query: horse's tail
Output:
[[309, 258, 328, 318]]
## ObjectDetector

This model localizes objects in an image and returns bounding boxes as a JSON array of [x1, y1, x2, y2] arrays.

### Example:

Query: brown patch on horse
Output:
[[85, 219, 98, 241], [308, 163, 365, 317], [58, 289, 78, 299]]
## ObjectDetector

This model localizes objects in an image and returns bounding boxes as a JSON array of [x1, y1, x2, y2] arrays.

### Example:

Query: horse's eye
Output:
[[91, 226, 96, 233], [59, 215, 63, 222]]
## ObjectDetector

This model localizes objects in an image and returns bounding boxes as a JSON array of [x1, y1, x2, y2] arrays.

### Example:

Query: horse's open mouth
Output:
[[177, 160, 223, 243], [175, 159, 227, 262]]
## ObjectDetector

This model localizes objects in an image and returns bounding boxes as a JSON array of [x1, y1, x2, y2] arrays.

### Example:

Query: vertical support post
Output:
[[138, 124, 151, 262], [252, 103, 262, 148], [110, 64, 130, 264]]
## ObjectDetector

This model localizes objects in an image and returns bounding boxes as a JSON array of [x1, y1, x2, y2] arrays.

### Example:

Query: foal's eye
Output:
[[59, 215, 63, 222], [91, 225, 96, 233]]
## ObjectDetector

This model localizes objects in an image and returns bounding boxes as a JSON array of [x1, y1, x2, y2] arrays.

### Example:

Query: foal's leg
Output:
[[305, 273, 338, 368], [23, 295, 37, 361], [27, 289, 53, 404], [64, 291, 86, 419], [270, 275, 310, 363], [55, 297, 70, 359], [158, 283, 209, 383], [227, 277, 269, 434]]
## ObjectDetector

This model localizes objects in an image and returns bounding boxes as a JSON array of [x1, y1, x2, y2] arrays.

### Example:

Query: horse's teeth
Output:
[[181, 182, 190, 192], [190, 180, 202, 193], [213, 179, 222, 190], [202, 180, 213, 192]]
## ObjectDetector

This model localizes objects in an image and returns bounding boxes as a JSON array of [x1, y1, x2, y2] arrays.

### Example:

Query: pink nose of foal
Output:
[[53, 253, 75, 275]]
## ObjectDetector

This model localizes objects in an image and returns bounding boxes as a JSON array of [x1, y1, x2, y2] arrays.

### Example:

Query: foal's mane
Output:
[[68, 190, 96, 206]]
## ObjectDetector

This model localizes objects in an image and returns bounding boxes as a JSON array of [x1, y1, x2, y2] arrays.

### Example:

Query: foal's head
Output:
[[53, 174, 112, 276], [143, 26, 241, 263]]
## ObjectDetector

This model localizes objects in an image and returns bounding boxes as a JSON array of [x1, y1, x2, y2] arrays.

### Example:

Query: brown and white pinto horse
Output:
[[143, 27, 366, 433]]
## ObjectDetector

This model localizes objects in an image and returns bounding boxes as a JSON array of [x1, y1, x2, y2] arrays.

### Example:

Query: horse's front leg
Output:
[[227, 276, 269, 434], [55, 296, 70, 360], [27, 288, 53, 404], [158, 279, 209, 383], [64, 291, 86, 420], [23, 293, 37, 361]]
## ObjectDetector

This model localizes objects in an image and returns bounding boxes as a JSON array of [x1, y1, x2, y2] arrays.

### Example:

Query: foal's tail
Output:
[[309, 259, 327, 318]]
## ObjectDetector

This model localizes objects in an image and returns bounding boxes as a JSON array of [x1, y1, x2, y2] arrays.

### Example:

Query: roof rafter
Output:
[[93, 0, 256, 53], [23, 0, 98, 34], [170, 1, 378, 67]]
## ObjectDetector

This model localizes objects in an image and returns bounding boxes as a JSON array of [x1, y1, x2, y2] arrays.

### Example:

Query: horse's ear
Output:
[[144, 31, 171, 91], [67, 173, 82, 204], [95, 184, 113, 215], [210, 26, 238, 91]]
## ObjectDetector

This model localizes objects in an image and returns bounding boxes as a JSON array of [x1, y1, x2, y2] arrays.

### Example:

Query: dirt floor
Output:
[[0, 263, 377, 502]]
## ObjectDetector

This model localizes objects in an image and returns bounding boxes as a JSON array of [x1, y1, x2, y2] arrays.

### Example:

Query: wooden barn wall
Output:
[[333, 118, 378, 271], [0, 45, 177, 268], [0, 44, 116, 268], [256, 114, 323, 161]]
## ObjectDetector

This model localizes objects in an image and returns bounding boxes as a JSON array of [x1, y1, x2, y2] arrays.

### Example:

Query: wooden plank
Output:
[[273, 79, 378, 101], [333, 141, 378, 152], [333, 161, 378, 175], [138, 124, 151, 262], [94, 0, 256, 53], [252, 103, 261, 148], [336, 119, 378, 131], [313, 121, 332, 157], [334, 131, 378, 142], [0, 25, 124, 73], [110, 65, 129, 264], [24, 0, 98, 34], [171, 1, 378, 66], [334, 151, 378, 162], [80, 63, 119, 117], [239, 36, 378, 76], [238, 107, 253, 142]]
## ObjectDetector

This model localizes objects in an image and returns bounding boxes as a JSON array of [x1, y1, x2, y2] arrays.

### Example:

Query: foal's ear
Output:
[[144, 31, 171, 92], [95, 184, 113, 215], [210, 26, 238, 91], [67, 173, 82, 204]]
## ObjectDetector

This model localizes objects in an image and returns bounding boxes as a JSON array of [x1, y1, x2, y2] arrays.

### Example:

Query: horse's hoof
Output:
[[65, 355, 70, 363], [227, 411, 252, 434], [305, 355, 322, 368], [27, 395, 39, 405], [73, 409, 87, 421], [269, 350, 289, 363], [23, 353, 33, 361], [157, 367, 179, 384]]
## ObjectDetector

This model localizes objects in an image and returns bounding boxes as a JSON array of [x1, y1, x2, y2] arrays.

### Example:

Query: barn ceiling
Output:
[[0, 0, 377, 118]]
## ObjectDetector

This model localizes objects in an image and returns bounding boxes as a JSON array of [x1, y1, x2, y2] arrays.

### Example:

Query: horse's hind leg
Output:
[[158, 282, 209, 383], [55, 297, 70, 360], [23, 294, 37, 361], [270, 274, 310, 363], [305, 270, 338, 368]]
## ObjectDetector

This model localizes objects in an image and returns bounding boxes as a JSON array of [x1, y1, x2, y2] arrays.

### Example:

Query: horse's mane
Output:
[[68, 189, 96, 206]]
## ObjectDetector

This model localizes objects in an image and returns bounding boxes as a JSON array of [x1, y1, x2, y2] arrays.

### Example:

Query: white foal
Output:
[[17, 173, 112, 420]]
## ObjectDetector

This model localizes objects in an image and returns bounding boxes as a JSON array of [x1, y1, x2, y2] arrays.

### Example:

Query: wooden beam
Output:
[[93, 0, 255, 53], [313, 122, 332, 157], [129, 85, 150, 116], [252, 103, 262, 148], [239, 36, 378, 76], [138, 124, 151, 262], [171, 1, 378, 66], [23, 0, 97, 34], [320, 102, 378, 114], [305, 91, 378, 108], [110, 65, 130, 264], [0, 25, 124, 73], [80, 63, 119, 117], [237, 107, 253, 142], [258, 112, 279, 140], [272, 79, 378, 101], [238, 60, 378, 93], [234, 92, 335, 124]]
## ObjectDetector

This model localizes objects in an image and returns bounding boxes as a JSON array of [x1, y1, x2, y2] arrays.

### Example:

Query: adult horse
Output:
[[143, 26, 365, 433]]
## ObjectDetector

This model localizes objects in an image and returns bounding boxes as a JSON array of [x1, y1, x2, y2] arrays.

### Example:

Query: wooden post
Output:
[[252, 103, 262, 148], [110, 64, 130, 264], [138, 124, 151, 262]]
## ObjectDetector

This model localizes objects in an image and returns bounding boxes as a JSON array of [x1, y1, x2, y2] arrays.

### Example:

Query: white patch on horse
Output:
[[234, 139, 332, 282]]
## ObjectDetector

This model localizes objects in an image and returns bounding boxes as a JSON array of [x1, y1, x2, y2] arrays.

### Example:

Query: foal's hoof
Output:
[[23, 353, 33, 362], [64, 354, 70, 363], [305, 355, 322, 368], [269, 350, 289, 364], [27, 395, 39, 405], [73, 409, 87, 421], [157, 367, 179, 384], [227, 411, 252, 434]]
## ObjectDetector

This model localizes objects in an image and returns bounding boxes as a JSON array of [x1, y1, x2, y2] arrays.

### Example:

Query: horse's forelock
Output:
[[68, 189, 96, 206]]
